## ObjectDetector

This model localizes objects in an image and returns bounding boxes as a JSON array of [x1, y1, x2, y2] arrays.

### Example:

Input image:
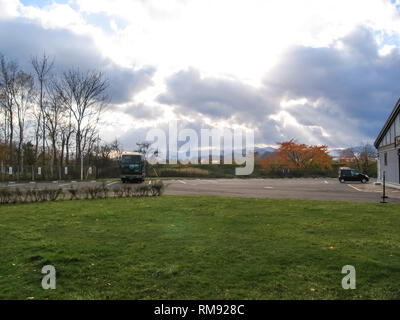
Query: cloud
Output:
[[121, 102, 165, 120], [3, 0, 400, 149], [265, 26, 400, 141], [157, 68, 271, 124], [0, 18, 156, 105], [156, 27, 400, 147], [0, 0, 20, 20], [106, 66, 156, 104]]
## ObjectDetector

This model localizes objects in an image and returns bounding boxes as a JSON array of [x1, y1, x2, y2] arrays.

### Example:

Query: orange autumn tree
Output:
[[260, 140, 332, 170]]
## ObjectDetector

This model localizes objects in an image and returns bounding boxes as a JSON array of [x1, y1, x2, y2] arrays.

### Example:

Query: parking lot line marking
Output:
[[106, 181, 119, 187], [348, 184, 362, 192], [324, 180, 328, 184], [178, 180, 187, 184]]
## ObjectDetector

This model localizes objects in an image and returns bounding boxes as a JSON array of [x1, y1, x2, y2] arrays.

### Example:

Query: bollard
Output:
[[381, 171, 389, 203]]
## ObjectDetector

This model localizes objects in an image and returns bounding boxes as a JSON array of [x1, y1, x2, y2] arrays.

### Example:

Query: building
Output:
[[374, 99, 400, 188]]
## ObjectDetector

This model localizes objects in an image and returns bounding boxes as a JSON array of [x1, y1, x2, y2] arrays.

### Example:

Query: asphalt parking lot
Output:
[[1, 178, 400, 203], [164, 178, 400, 203]]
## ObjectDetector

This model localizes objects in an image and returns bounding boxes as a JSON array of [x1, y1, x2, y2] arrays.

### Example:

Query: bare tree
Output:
[[136, 141, 159, 161], [0, 54, 18, 162], [31, 102, 42, 162], [31, 53, 54, 165], [57, 69, 109, 164], [111, 139, 123, 159], [45, 78, 66, 178], [136, 141, 160, 176], [340, 144, 377, 174], [1, 53, 112, 179], [12, 70, 35, 171], [63, 110, 74, 166], [58, 113, 73, 169]]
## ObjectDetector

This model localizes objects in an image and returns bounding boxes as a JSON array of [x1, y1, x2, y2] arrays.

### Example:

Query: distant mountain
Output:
[[328, 144, 377, 160], [254, 147, 276, 159]]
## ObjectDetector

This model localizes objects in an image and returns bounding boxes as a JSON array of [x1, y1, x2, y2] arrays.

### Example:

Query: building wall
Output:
[[377, 111, 400, 186], [379, 112, 400, 148], [379, 149, 399, 185]]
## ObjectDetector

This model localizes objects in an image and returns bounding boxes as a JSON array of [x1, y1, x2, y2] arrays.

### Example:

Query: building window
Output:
[[384, 152, 388, 166]]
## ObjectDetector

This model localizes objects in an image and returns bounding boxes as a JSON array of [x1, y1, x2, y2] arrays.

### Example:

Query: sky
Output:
[[2, 0, 400, 151]]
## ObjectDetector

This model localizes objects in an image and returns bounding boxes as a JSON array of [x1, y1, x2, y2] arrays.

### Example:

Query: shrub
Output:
[[101, 182, 109, 198], [113, 186, 124, 198], [68, 188, 78, 200], [88, 186, 102, 199], [122, 185, 133, 197], [48, 188, 64, 201], [10, 188, 23, 203], [0, 179, 165, 206], [82, 187, 91, 200], [38, 189, 50, 202], [149, 180, 165, 196], [23, 189, 33, 203], [134, 184, 151, 197], [0, 189, 11, 205], [31, 188, 49, 202]]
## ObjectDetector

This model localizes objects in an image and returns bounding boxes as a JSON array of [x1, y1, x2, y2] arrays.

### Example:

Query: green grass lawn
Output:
[[0, 196, 399, 300]]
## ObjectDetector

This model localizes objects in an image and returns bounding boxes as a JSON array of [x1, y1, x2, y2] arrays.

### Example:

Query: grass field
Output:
[[0, 196, 399, 300]]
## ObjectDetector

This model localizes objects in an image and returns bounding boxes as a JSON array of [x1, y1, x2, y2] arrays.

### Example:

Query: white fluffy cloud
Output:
[[71, 0, 400, 83]]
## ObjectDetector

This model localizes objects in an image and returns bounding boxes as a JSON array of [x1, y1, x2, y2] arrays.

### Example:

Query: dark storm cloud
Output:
[[122, 102, 164, 120], [157, 68, 272, 124], [106, 65, 156, 104], [0, 19, 156, 104], [265, 26, 400, 138]]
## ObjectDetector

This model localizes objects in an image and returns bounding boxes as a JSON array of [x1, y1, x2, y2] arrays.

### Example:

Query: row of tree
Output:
[[257, 140, 377, 176], [0, 53, 118, 177]]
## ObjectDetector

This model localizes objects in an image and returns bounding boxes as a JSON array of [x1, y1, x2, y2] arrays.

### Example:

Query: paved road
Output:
[[1, 178, 399, 203]]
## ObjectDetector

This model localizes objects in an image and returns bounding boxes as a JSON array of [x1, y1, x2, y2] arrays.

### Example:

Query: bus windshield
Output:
[[121, 155, 142, 165]]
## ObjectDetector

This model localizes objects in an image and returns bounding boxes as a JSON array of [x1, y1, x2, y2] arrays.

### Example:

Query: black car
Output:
[[338, 167, 369, 183]]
